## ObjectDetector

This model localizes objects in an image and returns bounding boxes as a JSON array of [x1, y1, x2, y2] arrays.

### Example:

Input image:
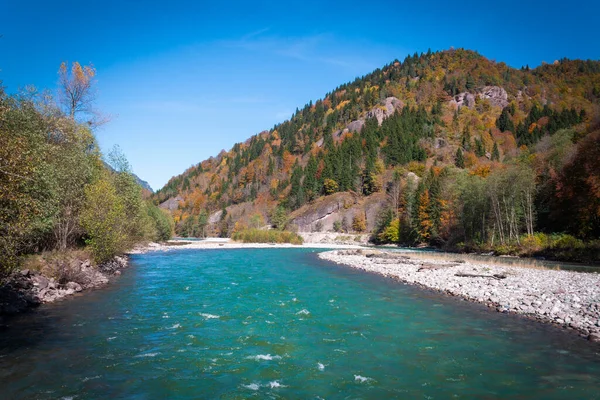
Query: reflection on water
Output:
[[0, 248, 599, 399]]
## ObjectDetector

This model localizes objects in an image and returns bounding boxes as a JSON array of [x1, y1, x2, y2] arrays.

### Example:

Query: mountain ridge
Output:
[[152, 48, 600, 250]]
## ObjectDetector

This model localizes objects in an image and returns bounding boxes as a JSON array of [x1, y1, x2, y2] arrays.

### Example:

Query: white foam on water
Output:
[[318, 363, 325, 371], [231, 282, 239, 286], [329, 299, 335, 303], [184, 286, 190, 291], [168, 323, 181, 329], [354, 375, 373, 383], [292, 297, 298, 302], [82, 375, 100, 382], [199, 313, 220, 319], [296, 309, 310, 315], [246, 354, 282, 361], [269, 381, 286, 388], [266, 320, 274, 324], [107, 337, 117, 341], [243, 383, 260, 391], [135, 352, 160, 358], [334, 349, 346, 353], [187, 334, 195, 339]]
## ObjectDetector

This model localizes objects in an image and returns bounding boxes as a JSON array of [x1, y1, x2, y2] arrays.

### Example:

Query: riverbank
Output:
[[0, 255, 129, 317], [319, 249, 600, 342], [129, 238, 370, 253]]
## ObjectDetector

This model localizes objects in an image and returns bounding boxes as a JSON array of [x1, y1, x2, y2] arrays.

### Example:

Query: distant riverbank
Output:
[[319, 249, 600, 342]]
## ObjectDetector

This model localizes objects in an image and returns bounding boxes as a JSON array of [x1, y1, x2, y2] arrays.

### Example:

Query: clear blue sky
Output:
[[1, 0, 598, 190]]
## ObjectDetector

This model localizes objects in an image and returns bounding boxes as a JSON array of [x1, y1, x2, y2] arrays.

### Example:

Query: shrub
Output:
[[231, 228, 303, 245], [378, 219, 400, 243], [333, 220, 342, 232], [352, 214, 367, 232]]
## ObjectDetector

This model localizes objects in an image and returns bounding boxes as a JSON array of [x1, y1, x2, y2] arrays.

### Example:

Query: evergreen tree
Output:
[[475, 138, 485, 157], [455, 148, 465, 168], [491, 142, 500, 161], [496, 106, 515, 132]]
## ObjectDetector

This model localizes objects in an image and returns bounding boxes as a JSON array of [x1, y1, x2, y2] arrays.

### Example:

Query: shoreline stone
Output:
[[319, 249, 600, 342], [0, 255, 129, 317]]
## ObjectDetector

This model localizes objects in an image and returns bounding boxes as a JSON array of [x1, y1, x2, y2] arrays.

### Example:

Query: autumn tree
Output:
[[58, 61, 107, 128]]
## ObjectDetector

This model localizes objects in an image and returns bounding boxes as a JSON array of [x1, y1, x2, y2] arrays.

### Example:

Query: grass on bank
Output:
[[21, 249, 96, 285], [231, 229, 303, 245]]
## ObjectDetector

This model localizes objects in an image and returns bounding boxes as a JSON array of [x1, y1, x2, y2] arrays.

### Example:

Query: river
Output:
[[1, 248, 599, 399]]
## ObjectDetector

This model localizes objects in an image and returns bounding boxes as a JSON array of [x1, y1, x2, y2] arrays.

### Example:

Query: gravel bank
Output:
[[319, 249, 600, 342]]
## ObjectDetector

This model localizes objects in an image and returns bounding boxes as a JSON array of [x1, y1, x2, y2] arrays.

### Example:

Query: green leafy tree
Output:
[[81, 174, 126, 263]]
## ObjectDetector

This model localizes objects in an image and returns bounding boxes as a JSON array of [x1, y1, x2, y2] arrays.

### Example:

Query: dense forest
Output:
[[155, 49, 599, 261], [0, 62, 173, 277]]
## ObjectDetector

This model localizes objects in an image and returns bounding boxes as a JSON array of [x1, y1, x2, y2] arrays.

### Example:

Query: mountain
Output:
[[153, 48, 600, 252], [134, 176, 153, 193], [103, 162, 153, 193]]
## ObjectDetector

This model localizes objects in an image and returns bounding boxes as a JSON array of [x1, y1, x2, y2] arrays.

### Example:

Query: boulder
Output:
[[32, 275, 49, 290], [588, 333, 600, 343], [66, 282, 83, 292]]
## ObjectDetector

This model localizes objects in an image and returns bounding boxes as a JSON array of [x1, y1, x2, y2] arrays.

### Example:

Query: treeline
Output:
[[0, 64, 173, 277], [372, 126, 600, 261]]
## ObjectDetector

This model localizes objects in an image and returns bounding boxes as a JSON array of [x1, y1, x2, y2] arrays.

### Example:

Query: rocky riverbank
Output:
[[320, 249, 600, 342], [0, 255, 128, 317]]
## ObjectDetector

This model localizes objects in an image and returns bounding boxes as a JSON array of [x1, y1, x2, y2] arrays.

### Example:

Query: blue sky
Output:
[[1, 0, 598, 190]]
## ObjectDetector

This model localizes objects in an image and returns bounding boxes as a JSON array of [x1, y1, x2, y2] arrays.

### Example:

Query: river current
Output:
[[1, 248, 599, 399]]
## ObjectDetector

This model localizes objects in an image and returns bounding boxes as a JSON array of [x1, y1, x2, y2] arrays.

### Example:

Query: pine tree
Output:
[[496, 106, 515, 132], [465, 74, 475, 90], [462, 126, 471, 151], [455, 148, 465, 168], [475, 138, 485, 157], [491, 142, 500, 161]]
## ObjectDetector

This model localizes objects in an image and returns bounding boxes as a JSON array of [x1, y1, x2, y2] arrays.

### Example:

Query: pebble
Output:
[[320, 250, 600, 342]]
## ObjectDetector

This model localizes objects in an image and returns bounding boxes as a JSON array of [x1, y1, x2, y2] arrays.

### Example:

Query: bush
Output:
[[231, 228, 303, 245], [378, 219, 400, 243], [333, 220, 342, 232], [352, 214, 366, 232]]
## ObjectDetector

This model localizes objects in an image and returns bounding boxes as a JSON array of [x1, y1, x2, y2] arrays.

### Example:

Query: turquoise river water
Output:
[[1, 248, 599, 399]]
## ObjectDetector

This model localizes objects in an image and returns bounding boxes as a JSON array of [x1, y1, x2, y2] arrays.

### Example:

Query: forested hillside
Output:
[[155, 49, 600, 260], [0, 62, 173, 277]]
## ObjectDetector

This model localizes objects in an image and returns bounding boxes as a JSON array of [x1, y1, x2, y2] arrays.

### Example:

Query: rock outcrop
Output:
[[159, 195, 183, 212], [450, 86, 509, 110], [339, 97, 403, 138], [478, 86, 509, 108], [366, 97, 403, 125], [289, 192, 386, 233]]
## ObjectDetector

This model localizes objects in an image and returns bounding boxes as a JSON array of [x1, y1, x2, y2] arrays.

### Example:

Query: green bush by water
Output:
[[231, 228, 303, 245]]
